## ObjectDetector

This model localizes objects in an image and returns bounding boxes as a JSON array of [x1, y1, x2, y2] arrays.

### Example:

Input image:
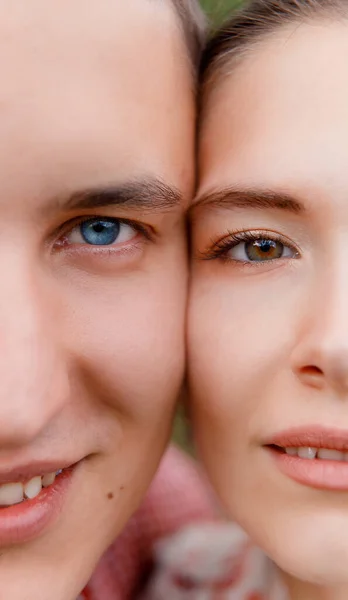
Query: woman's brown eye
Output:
[[228, 238, 296, 262], [246, 239, 284, 261]]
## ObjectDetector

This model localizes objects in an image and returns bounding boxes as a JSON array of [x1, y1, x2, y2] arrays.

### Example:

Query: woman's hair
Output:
[[200, 0, 346, 88], [171, 0, 207, 71]]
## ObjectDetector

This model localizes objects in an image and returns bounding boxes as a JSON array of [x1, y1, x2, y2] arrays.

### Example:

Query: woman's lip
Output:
[[268, 448, 348, 490], [0, 465, 76, 546], [265, 425, 348, 451]]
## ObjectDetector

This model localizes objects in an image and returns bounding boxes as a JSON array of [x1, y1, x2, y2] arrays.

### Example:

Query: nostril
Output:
[[301, 365, 323, 377], [299, 365, 324, 388]]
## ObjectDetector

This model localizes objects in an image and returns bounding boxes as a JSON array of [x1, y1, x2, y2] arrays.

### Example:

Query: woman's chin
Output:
[[275, 550, 348, 587], [255, 516, 348, 587]]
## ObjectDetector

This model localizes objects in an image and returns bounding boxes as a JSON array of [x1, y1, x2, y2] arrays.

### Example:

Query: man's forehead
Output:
[[0, 0, 186, 122], [0, 0, 194, 210], [0, 0, 179, 63]]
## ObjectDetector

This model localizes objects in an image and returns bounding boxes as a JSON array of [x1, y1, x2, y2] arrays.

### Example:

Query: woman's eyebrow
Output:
[[189, 187, 305, 217], [43, 177, 183, 216]]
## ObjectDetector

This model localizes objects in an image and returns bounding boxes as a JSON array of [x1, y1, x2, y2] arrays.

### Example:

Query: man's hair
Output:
[[170, 0, 207, 71], [200, 0, 346, 87]]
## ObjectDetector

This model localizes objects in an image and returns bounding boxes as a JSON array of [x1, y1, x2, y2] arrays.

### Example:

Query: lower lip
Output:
[[0, 468, 75, 546], [268, 447, 348, 490]]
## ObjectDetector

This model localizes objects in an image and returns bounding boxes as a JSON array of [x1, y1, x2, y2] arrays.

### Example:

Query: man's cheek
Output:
[[69, 297, 182, 414]]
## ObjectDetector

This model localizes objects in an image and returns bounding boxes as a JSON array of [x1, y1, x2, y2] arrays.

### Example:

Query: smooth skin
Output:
[[190, 20, 348, 600], [0, 1, 194, 598]]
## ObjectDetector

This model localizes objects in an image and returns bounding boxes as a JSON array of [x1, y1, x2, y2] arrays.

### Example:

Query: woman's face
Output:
[[189, 20, 348, 586], [0, 1, 194, 599]]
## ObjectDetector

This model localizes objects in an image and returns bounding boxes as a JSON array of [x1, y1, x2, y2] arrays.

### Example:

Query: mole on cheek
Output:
[[107, 492, 114, 500]]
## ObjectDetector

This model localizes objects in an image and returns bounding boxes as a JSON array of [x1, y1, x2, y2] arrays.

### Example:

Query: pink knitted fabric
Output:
[[80, 446, 218, 599]]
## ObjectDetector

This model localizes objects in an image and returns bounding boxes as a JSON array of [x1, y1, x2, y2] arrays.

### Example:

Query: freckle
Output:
[[120, 486, 124, 491], [107, 492, 114, 500]]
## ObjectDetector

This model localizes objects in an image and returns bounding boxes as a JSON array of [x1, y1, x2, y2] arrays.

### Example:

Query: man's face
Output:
[[0, 1, 194, 598]]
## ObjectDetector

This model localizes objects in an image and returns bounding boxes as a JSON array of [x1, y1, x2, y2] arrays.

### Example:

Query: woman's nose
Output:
[[291, 266, 348, 396]]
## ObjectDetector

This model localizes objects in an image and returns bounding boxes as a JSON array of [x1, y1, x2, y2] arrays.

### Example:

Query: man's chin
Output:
[[0, 533, 102, 600]]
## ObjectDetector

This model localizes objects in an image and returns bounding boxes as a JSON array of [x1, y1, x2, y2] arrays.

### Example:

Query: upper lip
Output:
[[0, 460, 77, 484], [265, 426, 348, 452]]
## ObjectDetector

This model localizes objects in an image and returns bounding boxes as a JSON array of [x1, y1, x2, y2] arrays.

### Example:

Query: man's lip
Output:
[[0, 460, 79, 484], [264, 426, 348, 451]]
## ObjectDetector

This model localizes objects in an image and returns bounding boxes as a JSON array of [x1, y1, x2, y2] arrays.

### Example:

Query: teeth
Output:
[[42, 472, 56, 488], [0, 469, 61, 508], [285, 447, 348, 461], [0, 482, 24, 507], [298, 447, 317, 459], [317, 449, 344, 461], [24, 476, 42, 500]]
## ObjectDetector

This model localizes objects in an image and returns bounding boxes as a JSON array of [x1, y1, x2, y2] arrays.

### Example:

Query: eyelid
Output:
[[201, 228, 301, 261]]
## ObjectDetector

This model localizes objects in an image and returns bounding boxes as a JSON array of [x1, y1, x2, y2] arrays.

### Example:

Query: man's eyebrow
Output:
[[48, 178, 183, 215], [190, 187, 304, 217]]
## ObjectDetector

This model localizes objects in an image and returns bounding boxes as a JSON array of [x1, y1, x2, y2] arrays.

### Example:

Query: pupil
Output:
[[259, 240, 273, 253], [93, 223, 105, 234], [246, 239, 283, 261], [81, 219, 120, 245]]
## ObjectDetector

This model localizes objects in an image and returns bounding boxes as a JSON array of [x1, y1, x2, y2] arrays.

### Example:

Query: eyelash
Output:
[[202, 229, 300, 262]]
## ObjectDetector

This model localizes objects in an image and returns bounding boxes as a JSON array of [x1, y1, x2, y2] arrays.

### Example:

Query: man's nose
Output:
[[291, 262, 348, 396], [0, 259, 69, 447]]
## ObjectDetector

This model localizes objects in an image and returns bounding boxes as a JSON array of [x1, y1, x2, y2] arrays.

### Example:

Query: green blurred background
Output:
[[172, 0, 243, 453], [200, 0, 243, 25]]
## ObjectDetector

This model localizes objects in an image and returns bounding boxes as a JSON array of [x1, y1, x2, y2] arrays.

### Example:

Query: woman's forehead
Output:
[[198, 19, 348, 195]]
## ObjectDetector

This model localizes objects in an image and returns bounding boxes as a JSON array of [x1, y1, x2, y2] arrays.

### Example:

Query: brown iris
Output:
[[245, 239, 284, 261]]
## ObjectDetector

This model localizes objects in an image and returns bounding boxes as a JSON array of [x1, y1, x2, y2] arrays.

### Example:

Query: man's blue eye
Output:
[[80, 219, 120, 245], [63, 217, 138, 247]]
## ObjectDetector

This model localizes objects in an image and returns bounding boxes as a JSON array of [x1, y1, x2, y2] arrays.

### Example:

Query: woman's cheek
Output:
[[188, 265, 303, 415]]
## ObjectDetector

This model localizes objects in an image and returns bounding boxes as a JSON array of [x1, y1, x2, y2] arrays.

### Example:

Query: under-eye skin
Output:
[[202, 230, 300, 265]]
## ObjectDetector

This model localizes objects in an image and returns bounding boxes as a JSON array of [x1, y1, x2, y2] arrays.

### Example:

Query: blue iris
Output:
[[80, 219, 120, 245]]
